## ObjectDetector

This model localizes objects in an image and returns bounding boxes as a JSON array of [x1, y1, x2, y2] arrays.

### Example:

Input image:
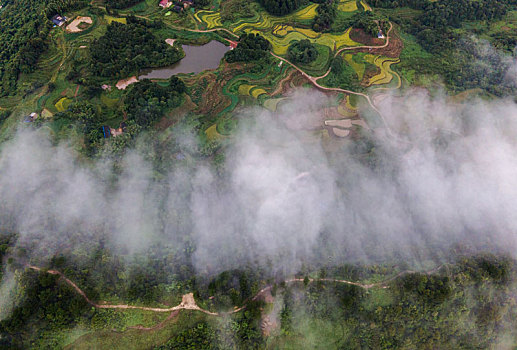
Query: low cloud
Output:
[[1, 89, 517, 316]]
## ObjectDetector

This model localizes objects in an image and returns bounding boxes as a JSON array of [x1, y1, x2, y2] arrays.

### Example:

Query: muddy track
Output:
[[27, 264, 446, 318]]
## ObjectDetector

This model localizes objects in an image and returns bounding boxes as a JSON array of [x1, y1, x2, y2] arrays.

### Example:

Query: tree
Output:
[[287, 39, 318, 64]]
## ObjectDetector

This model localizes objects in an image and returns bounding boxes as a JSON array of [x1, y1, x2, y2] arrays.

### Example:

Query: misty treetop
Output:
[[89, 20, 183, 78]]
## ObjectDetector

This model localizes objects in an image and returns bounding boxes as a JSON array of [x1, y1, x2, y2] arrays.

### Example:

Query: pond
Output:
[[139, 40, 230, 80]]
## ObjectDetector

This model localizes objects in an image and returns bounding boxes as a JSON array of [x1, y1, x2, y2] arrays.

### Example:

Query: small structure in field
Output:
[[181, 0, 194, 9], [101, 84, 112, 91], [102, 126, 112, 138], [109, 122, 127, 137], [24, 112, 38, 123], [159, 0, 172, 7], [51, 14, 67, 27]]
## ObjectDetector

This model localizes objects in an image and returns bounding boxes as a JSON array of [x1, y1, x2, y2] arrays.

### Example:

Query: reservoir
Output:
[[139, 40, 230, 80]]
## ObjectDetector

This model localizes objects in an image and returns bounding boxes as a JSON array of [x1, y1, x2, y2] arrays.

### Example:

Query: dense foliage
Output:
[[287, 39, 318, 64], [257, 0, 303, 15], [105, 0, 143, 9], [312, 0, 337, 32], [0, 270, 91, 348], [89, 18, 183, 78], [224, 34, 272, 63], [373, 0, 517, 96], [344, 11, 388, 36], [321, 55, 361, 90], [124, 76, 186, 128], [1, 253, 515, 349], [0, 0, 87, 96]]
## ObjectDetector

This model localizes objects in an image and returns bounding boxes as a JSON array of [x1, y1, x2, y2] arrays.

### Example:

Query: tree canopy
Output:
[[224, 34, 272, 63], [287, 39, 318, 64], [89, 18, 183, 78]]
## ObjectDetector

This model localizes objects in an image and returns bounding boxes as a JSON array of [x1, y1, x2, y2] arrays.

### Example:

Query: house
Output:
[[51, 14, 67, 27], [377, 30, 385, 39], [24, 112, 38, 123], [159, 0, 172, 7], [172, 4, 183, 12], [181, 0, 194, 8]]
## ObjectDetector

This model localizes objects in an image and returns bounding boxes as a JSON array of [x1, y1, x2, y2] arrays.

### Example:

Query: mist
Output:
[[1, 88, 517, 305]]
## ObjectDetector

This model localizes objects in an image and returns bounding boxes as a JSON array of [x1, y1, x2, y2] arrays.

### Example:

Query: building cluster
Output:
[[159, 0, 194, 12]]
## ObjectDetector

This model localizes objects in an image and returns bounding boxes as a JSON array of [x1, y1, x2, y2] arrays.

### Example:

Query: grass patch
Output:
[[104, 15, 127, 24], [55, 97, 72, 112]]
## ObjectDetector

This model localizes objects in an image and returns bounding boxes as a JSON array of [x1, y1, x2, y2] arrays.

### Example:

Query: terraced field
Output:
[[194, 1, 362, 55], [363, 54, 401, 87]]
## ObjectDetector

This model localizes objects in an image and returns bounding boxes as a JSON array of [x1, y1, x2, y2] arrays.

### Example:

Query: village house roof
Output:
[[51, 14, 67, 26]]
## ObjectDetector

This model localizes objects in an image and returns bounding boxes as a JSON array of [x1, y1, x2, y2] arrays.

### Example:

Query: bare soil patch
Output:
[[116, 76, 138, 90], [350, 28, 385, 46], [66, 16, 93, 33], [347, 28, 403, 58]]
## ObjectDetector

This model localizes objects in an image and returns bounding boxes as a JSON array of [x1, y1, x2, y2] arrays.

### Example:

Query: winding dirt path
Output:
[[27, 264, 446, 317]]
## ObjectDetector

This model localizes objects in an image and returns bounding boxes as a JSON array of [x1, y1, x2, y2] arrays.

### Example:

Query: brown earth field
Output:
[[350, 29, 404, 58]]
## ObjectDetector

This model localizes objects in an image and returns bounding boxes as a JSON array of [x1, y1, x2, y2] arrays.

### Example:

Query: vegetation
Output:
[[257, 0, 302, 16], [321, 55, 361, 90], [0, 254, 516, 349], [90, 17, 183, 78], [124, 76, 186, 128], [312, 0, 337, 32], [287, 39, 318, 63], [225, 33, 272, 63], [105, 0, 143, 10], [345, 10, 388, 36]]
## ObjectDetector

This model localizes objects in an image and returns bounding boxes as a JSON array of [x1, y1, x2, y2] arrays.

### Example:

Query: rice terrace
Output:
[[0, 0, 405, 143]]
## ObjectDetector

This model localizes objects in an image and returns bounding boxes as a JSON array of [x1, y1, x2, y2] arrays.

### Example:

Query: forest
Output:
[[105, 0, 143, 10], [0, 250, 515, 349], [89, 17, 183, 78], [224, 34, 272, 63], [257, 0, 303, 16], [287, 39, 318, 63], [124, 76, 186, 128]]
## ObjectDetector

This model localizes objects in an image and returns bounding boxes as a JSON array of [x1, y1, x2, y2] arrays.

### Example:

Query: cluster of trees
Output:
[[44, 0, 88, 19], [373, 0, 517, 96], [54, 101, 104, 153], [257, 0, 303, 16], [321, 55, 361, 89], [0, 0, 50, 96], [104, 0, 142, 9], [0, 270, 91, 348], [372, 0, 515, 52], [344, 11, 388, 37], [224, 34, 272, 63], [124, 76, 186, 128], [0, 0, 89, 96], [312, 0, 337, 32], [89, 17, 183, 78], [0, 246, 515, 349], [287, 39, 318, 63]]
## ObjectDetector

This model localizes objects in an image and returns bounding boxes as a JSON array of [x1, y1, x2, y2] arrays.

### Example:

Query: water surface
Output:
[[139, 41, 230, 79]]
